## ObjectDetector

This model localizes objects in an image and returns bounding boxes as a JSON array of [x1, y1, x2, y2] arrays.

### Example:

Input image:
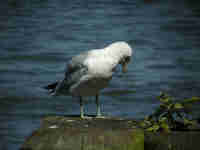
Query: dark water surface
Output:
[[1, 0, 200, 149]]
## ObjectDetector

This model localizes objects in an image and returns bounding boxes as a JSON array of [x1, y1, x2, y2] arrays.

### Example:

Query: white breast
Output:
[[84, 50, 118, 77]]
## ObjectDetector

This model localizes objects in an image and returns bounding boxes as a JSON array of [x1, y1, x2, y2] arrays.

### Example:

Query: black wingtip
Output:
[[44, 82, 58, 90]]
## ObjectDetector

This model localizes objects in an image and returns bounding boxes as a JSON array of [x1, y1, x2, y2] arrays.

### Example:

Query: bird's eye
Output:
[[125, 56, 131, 63], [119, 56, 131, 64]]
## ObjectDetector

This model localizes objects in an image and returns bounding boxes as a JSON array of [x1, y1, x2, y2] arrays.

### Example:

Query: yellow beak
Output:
[[122, 63, 128, 73]]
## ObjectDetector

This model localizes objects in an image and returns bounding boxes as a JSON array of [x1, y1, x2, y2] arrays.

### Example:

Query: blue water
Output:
[[1, 0, 200, 149]]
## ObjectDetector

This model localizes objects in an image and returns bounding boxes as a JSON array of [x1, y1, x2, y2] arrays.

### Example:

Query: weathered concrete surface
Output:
[[20, 116, 144, 150], [20, 116, 200, 150]]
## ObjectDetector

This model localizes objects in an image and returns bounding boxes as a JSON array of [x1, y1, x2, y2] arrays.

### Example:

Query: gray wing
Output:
[[65, 51, 90, 75], [54, 52, 89, 95]]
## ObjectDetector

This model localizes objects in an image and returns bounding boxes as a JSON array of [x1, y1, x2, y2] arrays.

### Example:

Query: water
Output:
[[1, 0, 200, 149]]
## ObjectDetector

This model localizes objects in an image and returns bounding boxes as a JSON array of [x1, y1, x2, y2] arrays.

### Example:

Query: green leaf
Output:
[[146, 127, 154, 132], [168, 144, 172, 150], [144, 116, 151, 121], [174, 103, 184, 110], [158, 92, 172, 104], [159, 117, 167, 123], [139, 119, 152, 128], [167, 103, 173, 110], [183, 118, 193, 125], [160, 97, 170, 103], [182, 97, 200, 105], [139, 122, 147, 128], [146, 93, 200, 132], [160, 103, 168, 110], [152, 124, 160, 131], [191, 96, 200, 102], [144, 120, 153, 126], [146, 124, 160, 132], [161, 123, 170, 133]]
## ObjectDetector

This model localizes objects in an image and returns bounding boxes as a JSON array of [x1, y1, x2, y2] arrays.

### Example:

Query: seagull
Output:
[[44, 41, 132, 118]]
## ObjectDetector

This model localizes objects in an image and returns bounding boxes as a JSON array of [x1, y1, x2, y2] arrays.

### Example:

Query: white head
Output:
[[105, 41, 132, 73]]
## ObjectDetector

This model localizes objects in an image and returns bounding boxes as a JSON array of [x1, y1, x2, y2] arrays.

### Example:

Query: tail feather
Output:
[[44, 81, 59, 94]]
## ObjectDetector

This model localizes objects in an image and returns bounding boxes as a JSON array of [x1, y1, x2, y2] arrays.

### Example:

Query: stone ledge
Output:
[[20, 116, 143, 150], [20, 116, 200, 150]]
